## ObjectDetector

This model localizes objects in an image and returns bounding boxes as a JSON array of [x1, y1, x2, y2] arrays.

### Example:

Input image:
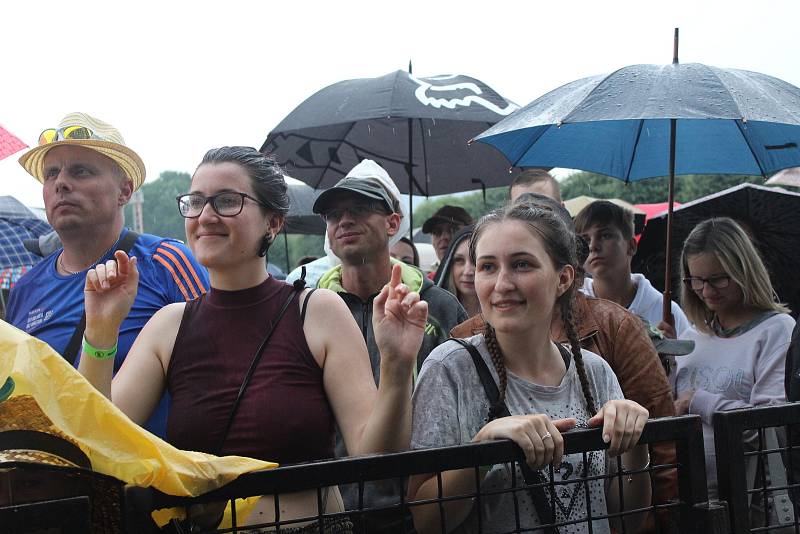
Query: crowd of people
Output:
[[3, 111, 798, 534]]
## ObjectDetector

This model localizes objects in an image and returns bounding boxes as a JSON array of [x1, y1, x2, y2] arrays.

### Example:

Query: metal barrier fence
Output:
[[115, 415, 716, 534], [714, 403, 800, 534]]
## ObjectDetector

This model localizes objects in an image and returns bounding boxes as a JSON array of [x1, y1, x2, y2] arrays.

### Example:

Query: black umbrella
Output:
[[278, 180, 326, 273], [633, 183, 800, 317], [285, 180, 325, 235], [261, 69, 519, 231]]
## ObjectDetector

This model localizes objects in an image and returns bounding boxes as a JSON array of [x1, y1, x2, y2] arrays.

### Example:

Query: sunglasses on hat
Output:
[[38, 125, 102, 146]]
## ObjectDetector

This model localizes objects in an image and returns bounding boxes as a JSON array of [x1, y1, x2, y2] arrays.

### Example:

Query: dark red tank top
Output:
[[166, 276, 335, 463]]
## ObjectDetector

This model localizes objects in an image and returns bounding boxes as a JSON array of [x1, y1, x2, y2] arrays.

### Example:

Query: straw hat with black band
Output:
[[18, 112, 146, 191]]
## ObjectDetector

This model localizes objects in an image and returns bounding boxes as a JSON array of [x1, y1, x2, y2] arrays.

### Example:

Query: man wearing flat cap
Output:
[[422, 204, 473, 262], [6, 112, 209, 437], [314, 159, 467, 532]]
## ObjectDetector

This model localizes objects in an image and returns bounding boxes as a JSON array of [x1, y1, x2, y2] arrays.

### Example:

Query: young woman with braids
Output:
[[408, 203, 651, 534]]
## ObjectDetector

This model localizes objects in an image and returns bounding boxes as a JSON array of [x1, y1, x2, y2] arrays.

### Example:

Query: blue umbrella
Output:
[[0, 196, 52, 270], [474, 30, 800, 322]]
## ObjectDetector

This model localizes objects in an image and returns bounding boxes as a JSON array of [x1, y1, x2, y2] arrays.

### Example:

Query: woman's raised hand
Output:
[[587, 399, 649, 456], [84, 251, 139, 338], [373, 263, 428, 369], [474, 414, 577, 469]]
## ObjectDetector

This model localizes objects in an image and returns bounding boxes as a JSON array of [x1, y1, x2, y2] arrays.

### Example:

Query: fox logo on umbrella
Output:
[[410, 74, 519, 116]]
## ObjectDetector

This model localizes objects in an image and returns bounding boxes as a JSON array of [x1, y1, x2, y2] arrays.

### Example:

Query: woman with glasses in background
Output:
[[672, 217, 795, 499], [77, 146, 427, 532]]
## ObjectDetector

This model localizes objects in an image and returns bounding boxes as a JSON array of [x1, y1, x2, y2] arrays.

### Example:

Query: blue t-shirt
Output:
[[6, 229, 209, 437]]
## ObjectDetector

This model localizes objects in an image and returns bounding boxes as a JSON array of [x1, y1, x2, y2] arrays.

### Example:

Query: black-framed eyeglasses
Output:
[[682, 275, 731, 291], [176, 192, 266, 218], [321, 201, 389, 223]]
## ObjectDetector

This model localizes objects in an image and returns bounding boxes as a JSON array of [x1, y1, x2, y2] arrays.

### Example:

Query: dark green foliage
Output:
[[559, 171, 766, 204], [269, 233, 325, 273], [124, 171, 191, 241], [411, 172, 770, 224], [410, 187, 508, 229]]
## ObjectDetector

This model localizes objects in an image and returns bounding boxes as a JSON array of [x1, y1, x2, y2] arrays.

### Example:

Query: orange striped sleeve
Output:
[[155, 246, 202, 300], [153, 255, 191, 301], [161, 242, 207, 294]]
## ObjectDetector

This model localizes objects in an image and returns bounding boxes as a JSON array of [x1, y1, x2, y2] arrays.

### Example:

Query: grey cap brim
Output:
[[653, 338, 695, 356], [312, 185, 393, 214]]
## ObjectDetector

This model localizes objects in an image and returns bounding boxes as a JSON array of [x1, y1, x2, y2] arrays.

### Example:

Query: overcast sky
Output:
[[2, 0, 799, 208]]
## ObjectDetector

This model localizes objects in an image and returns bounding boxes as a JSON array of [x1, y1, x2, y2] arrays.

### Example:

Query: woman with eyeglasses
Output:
[[77, 146, 428, 532], [672, 217, 794, 499]]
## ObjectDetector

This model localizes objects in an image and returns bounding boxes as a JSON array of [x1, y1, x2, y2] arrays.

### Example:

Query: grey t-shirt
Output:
[[411, 335, 624, 534]]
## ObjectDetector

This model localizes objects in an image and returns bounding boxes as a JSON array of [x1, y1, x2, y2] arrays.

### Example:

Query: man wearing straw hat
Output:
[[6, 112, 209, 437]]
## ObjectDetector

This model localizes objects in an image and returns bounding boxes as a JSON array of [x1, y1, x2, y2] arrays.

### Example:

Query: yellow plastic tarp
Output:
[[0, 321, 277, 498]]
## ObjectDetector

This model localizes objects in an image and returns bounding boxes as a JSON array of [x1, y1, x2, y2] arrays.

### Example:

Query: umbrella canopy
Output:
[[563, 196, 647, 233], [475, 63, 800, 181], [766, 167, 800, 188], [0, 125, 27, 161], [0, 196, 53, 269], [633, 183, 800, 317], [262, 70, 520, 197], [634, 202, 680, 221], [284, 179, 325, 235], [474, 37, 800, 322]]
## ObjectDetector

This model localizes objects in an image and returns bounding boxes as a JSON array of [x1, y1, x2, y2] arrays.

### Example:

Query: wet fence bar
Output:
[[714, 403, 800, 534], [3, 413, 758, 533], [119, 415, 711, 533]]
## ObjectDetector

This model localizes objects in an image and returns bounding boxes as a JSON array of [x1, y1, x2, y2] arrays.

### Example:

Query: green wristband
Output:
[[82, 335, 118, 360]]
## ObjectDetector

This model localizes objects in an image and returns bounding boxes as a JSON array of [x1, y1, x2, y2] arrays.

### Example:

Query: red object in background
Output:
[[634, 202, 682, 242], [0, 125, 27, 161]]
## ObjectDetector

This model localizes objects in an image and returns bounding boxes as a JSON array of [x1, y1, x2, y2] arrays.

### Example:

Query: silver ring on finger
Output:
[[541, 431, 552, 440]]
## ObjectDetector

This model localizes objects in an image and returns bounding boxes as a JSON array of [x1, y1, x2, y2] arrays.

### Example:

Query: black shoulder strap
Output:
[[214, 282, 303, 455], [556, 343, 572, 370], [449, 337, 559, 533], [450, 338, 510, 420], [64, 231, 140, 365], [300, 289, 317, 325]]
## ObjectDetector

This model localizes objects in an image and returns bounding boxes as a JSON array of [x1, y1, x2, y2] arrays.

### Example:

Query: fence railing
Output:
[[115, 415, 712, 534], [714, 403, 800, 534]]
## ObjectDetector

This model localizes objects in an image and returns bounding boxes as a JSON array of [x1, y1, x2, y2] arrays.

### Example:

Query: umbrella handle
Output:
[[662, 292, 674, 328]]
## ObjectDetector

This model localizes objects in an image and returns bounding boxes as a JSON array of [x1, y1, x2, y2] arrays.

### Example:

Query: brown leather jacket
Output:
[[450, 292, 677, 529]]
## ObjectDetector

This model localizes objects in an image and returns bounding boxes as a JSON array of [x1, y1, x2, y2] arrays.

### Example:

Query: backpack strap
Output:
[[449, 338, 558, 533], [64, 231, 140, 365], [450, 338, 510, 420]]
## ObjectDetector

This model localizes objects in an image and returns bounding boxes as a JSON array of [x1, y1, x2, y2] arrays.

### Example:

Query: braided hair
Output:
[[470, 202, 597, 415]]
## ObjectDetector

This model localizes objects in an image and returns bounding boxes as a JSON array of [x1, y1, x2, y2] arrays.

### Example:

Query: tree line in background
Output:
[[410, 171, 767, 224], [126, 169, 774, 273]]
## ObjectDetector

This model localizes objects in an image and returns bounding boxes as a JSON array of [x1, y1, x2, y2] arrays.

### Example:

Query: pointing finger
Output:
[[389, 262, 402, 288]]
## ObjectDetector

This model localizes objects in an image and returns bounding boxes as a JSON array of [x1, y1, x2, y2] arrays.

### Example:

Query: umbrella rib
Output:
[[315, 121, 362, 189], [418, 118, 430, 196], [561, 64, 634, 124], [733, 120, 768, 178], [623, 119, 646, 184], [507, 125, 552, 168]]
